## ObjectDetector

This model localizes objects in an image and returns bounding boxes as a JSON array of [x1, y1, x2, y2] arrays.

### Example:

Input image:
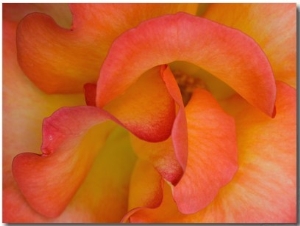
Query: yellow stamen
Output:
[[173, 70, 206, 106]]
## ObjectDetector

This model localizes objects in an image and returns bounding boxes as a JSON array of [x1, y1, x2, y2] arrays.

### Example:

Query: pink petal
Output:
[[3, 6, 85, 221], [173, 88, 238, 214], [122, 66, 186, 187], [96, 12, 276, 117], [204, 3, 296, 87], [126, 82, 296, 223], [102, 66, 176, 142], [12, 107, 115, 218], [121, 160, 163, 223], [16, 3, 198, 93]]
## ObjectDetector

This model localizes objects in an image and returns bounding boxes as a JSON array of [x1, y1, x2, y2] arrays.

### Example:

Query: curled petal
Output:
[[123, 66, 187, 221], [3, 6, 85, 221], [10, 67, 177, 219], [173, 88, 238, 214], [16, 3, 198, 93], [130, 136, 183, 186], [126, 66, 187, 187], [128, 160, 163, 210], [127, 82, 296, 223], [57, 125, 136, 222], [160, 66, 188, 169], [3, 3, 72, 27], [103, 66, 175, 142], [96, 12, 276, 117], [204, 3, 296, 87], [12, 107, 116, 218], [121, 160, 163, 223], [12, 101, 173, 219], [8, 124, 137, 223], [124, 72, 238, 219]]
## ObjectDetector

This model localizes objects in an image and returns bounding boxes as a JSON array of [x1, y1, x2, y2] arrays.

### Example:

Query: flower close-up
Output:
[[2, 3, 296, 223]]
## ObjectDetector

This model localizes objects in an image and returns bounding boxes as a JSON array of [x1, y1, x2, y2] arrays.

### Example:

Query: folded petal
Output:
[[96, 13, 276, 117], [127, 181, 177, 223], [127, 82, 296, 223], [128, 160, 163, 210], [12, 107, 116, 218], [121, 160, 163, 223], [123, 83, 238, 221], [173, 88, 238, 214], [7, 124, 137, 223], [204, 3, 296, 87], [3, 3, 72, 27], [130, 135, 183, 185], [160, 66, 188, 169], [55, 125, 136, 222], [125, 66, 187, 187], [103, 66, 175, 142], [16, 3, 198, 93], [3, 15, 84, 222]]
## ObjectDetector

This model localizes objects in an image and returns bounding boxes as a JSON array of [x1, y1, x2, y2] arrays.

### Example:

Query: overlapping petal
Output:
[[96, 13, 276, 117], [10, 64, 180, 219], [12, 107, 115, 218], [16, 3, 198, 93], [123, 67, 238, 218], [103, 66, 175, 142], [121, 160, 163, 223], [3, 5, 84, 161], [128, 160, 163, 211], [3, 6, 85, 221], [126, 65, 187, 186], [4, 3, 296, 224], [3, 3, 72, 27], [204, 3, 296, 87], [56, 125, 136, 222], [126, 82, 296, 223], [12, 106, 137, 221], [8, 122, 136, 223], [172, 88, 238, 214], [130, 135, 183, 185]]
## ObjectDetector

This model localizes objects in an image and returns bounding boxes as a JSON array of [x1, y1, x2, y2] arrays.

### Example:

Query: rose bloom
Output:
[[3, 3, 296, 223]]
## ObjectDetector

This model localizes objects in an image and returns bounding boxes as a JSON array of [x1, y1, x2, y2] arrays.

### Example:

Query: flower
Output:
[[3, 3, 296, 223]]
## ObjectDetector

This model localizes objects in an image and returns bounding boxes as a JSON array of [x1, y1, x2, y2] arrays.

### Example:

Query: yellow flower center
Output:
[[170, 61, 236, 105], [173, 70, 206, 106]]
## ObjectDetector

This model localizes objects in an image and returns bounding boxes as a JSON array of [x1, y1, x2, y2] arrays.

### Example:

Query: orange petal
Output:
[[123, 85, 238, 221], [55, 125, 136, 222], [130, 135, 183, 185], [8, 122, 137, 223], [160, 66, 188, 169], [127, 82, 296, 223], [16, 3, 198, 93], [6, 125, 137, 223], [123, 66, 187, 222], [173, 88, 238, 214], [121, 160, 163, 223], [3, 3, 72, 27], [125, 66, 187, 186], [128, 160, 163, 210], [96, 13, 276, 117], [3, 13, 84, 222], [204, 3, 296, 87], [128, 181, 178, 223], [103, 66, 175, 142], [12, 107, 116, 218]]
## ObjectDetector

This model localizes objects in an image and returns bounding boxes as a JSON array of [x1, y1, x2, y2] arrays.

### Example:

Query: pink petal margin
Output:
[[12, 107, 117, 218], [96, 12, 276, 117]]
